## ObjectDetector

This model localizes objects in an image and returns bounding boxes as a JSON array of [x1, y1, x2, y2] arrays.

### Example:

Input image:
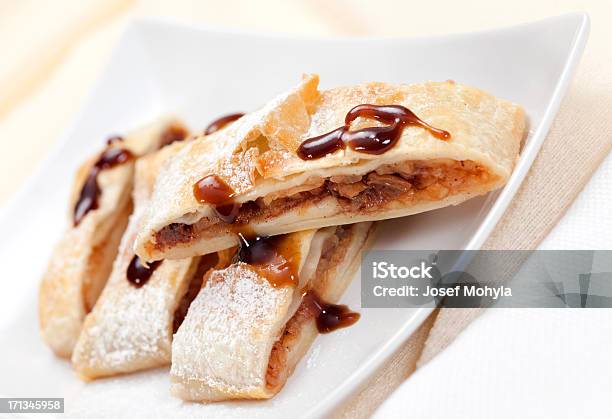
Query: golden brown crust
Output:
[[71, 141, 205, 380], [135, 75, 525, 262], [169, 223, 373, 401], [264, 223, 374, 395], [39, 165, 134, 358], [38, 117, 188, 358]]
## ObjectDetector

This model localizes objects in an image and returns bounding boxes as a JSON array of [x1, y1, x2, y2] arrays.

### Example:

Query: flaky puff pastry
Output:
[[71, 141, 221, 380], [39, 117, 188, 358], [135, 75, 525, 262], [170, 222, 373, 401]]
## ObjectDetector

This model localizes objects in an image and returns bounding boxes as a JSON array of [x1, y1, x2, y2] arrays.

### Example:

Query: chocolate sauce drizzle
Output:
[[159, 124, 189, 149], [234, 233, 360, 333], [73, 147, 134, 226], [191, 112, 247, 220], [192, 174, 240, 223], [235, 233, 299, 288], [303, 291, 360, 333], [297, 104, 450, 160], [204, 113, 245, 135], [126, 255, 162, 288]]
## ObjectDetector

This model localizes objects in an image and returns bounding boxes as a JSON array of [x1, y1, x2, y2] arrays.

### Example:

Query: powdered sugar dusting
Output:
[[72, 258, 187, 374], [135, 76, 320, 253], [171, 263, 294, 398], [72, 147, 197, 377]]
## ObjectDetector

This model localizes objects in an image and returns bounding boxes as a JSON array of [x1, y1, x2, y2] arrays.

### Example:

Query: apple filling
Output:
[[154, 159, 495, 251]]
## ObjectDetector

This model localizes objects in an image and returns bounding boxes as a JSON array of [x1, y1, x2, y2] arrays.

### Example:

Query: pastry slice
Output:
[[170, 222, 373, 401], [39, 117, 189, 358], [134, 74, 525, 262], [71, 141, 223, 379]]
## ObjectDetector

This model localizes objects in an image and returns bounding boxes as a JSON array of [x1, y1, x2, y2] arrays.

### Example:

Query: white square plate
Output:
[[0, 13, 588, 419]]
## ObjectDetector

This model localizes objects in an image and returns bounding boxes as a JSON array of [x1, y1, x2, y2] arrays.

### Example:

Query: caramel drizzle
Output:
[[235, 233, 299, 288], [191, 113, 248, 221], [234, 233, 359, 332], [192, 174, 240, 223], [204, 112, 245, 135], [234, 232, 361, 337], [126, 255, 162, 288], [230, 233, 360, 330], [297, 104, 450, 160], [73, 146, 134, 226]]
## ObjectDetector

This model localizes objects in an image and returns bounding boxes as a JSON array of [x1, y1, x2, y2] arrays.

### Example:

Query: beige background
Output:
[[0, 0, 610, 208]]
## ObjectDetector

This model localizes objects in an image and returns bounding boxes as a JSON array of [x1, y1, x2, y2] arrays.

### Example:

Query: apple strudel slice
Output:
[[39, 118, 189, 358], [170, 222, 373, 401], [134, 74, 525, 262], [72, 142, 226, 379]]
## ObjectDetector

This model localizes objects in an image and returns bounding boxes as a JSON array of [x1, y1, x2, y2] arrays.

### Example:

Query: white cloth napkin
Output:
[[373, 152, 612, 419]]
